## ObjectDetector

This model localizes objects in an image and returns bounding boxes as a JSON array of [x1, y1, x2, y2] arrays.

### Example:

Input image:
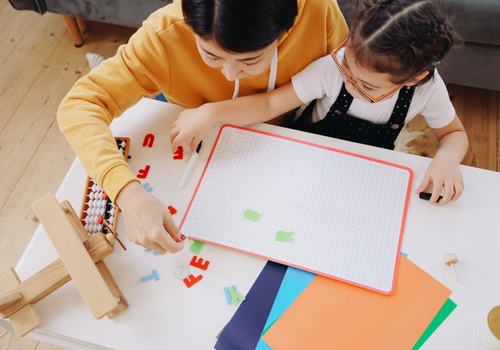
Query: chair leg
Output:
[[62, 15, 83, 47], [76, 18, 88, 34]]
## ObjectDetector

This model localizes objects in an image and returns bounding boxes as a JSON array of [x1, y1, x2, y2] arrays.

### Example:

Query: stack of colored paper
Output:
[[216, 256, 455, 350]]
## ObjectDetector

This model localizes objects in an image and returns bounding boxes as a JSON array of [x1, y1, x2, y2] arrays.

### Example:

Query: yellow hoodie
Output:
[[57, 0, 348, 202]]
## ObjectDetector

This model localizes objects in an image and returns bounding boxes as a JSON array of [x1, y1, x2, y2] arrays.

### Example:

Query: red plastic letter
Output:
[[190, 255, 210, 271], [137, 165, 150, 179], [173, 146, 183, 160], [167, 205, 177, 215], [183, 274, 203, 288], [143, 134, 155, 148]]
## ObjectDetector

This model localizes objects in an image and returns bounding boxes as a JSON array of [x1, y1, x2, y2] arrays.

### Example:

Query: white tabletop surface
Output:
[[7, 98, 500, 349]]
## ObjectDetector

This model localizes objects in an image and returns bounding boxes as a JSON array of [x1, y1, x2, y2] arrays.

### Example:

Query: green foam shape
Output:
[[190, 240, 205, 254], [243, 209, 261, 222], [228, 286, 246, 306], [275, 230, 294, 242], [412, 298, 457, 349]]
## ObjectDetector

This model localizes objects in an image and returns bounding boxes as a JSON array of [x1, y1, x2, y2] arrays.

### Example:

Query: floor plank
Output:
[[0, 6, 38, 70], [0, 325, 38, 350], [452, 84, 498, 171]]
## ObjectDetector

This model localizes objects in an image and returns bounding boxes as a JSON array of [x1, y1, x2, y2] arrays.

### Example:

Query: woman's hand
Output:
[[170, 104, 215, 153], [116, 181, 185, 253]]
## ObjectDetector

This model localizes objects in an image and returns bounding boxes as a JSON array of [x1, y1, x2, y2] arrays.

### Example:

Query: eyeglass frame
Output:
[[331, 38, 416, 104]]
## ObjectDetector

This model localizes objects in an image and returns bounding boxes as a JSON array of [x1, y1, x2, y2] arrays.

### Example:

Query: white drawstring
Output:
[[232, 79, 239, 99], [231, 47, 278, 99]]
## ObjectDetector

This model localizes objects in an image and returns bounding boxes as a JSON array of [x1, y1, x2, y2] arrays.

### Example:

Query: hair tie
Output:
[[432, 61, 441, 65]]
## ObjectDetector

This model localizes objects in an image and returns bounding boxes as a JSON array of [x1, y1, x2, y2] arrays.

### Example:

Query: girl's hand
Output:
[[415, 158, 464, 204], [116, 181, 185, 253], [170, 105, 215, 153]]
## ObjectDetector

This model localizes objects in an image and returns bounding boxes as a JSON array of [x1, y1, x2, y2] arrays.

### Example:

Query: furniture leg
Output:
[[62, 15, 83, 47], [76, 18, 88, 34]]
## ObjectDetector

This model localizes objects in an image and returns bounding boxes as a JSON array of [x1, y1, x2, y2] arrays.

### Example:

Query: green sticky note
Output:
[[228, 286, 246, 306], [412, 298, 457, 349], [190, 240, 205, 254], [244, 209, 261, 222], [276, 230, 294, 242]]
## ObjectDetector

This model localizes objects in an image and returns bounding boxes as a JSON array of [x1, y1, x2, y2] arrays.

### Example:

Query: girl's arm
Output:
[[170, 82, 303, 152], [415, 114, 469, 204]]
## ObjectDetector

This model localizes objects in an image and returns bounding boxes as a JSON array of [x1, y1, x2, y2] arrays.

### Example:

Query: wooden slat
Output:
[[96, 261, 129, 319], [0, 267, 21, 295], [0, 292, 22, 312], [31, 194, 116, 319], [9, 304, 42, 337], [60, 201, 89, 242], [0, 232, 113, 319]]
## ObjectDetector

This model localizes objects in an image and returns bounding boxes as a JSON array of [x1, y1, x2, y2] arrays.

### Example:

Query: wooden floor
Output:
[[0, 0, 498, 348]]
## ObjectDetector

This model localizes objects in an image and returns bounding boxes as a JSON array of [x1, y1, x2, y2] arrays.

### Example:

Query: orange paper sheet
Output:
[[262, 256, 451, 350]]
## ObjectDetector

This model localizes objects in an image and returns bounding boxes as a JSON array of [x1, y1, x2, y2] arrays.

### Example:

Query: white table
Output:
[[2, 98, 499, 349]]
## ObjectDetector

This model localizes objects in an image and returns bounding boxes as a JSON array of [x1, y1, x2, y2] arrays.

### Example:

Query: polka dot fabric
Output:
[[292, 83, 415, 150]]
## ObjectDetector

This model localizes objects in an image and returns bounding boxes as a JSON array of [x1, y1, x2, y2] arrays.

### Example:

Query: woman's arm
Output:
[[170, 82, 304, 152], [415, 114, 469, 204]]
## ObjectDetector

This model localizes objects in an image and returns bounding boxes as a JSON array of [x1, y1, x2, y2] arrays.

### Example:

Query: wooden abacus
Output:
[[0, 193, 128, 337], [80, 137, 130, 239]]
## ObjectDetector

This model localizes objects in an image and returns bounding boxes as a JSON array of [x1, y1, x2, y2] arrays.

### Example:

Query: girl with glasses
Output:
[[171, 0, 468, 205]]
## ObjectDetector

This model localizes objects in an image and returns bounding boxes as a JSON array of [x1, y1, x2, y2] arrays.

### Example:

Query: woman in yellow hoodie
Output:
[[57, 0, 349, 254]]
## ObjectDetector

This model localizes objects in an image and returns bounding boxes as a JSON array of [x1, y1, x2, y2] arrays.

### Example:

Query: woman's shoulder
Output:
[[143, 0, 189, 35]]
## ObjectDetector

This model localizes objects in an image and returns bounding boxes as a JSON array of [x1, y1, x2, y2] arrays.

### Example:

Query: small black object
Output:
[[196, 140, 203, 153], [419, 192, 443, 202], [128, 155, 132, 159]]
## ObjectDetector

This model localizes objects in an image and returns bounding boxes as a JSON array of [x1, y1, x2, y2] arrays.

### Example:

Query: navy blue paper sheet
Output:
[[215, 261, 288, 350]]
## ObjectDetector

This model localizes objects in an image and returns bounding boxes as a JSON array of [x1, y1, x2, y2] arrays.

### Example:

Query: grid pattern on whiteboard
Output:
[[181, 126, 411, 293]]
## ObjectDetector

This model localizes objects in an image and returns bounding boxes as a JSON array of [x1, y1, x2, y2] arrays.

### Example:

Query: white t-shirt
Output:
[[291, 48, 455, 128]]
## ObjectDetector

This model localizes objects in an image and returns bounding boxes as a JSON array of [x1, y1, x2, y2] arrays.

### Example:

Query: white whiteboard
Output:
[[180, 126, 412, 294]]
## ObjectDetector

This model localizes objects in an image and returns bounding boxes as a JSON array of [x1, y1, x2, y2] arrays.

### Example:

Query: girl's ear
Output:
[[405, 70, 429, 86]]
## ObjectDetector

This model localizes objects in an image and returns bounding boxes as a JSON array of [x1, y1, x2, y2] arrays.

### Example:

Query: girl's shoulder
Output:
[[414, 69, 449, 100]]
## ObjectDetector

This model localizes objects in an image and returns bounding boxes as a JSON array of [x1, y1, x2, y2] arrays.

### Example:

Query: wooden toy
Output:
[[443, 253, 459, 281], [80, 137, 130, 237], [0, 193, 128, 337]]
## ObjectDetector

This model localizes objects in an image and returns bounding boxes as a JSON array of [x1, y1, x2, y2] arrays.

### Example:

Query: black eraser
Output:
[[419, 192, 443, 202]]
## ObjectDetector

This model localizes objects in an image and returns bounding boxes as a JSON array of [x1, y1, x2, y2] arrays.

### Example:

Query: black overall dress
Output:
[[289, 83, 415, 150]]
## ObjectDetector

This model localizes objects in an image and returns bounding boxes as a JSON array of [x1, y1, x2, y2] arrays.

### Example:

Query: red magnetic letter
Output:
[[173, 146, 183, 160], [190, 255, 210, 271], [168, 205, 177, 215], [137, 165, 150, 179], [143, 134, 155, 147], [183, 274, 203, 288]]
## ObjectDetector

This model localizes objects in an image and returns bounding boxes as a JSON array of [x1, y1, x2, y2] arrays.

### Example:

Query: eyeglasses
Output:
[[331, 39, 411, 104]]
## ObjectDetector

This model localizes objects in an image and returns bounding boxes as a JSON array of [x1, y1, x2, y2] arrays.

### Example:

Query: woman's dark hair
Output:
[[182, 0, 298, 53], [349, 0, 463, 86]]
